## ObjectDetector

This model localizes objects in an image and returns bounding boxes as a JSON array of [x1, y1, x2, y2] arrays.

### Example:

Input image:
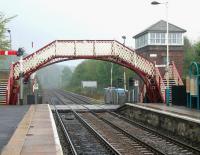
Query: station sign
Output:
[[81, 81, 97, 88], [134, 80, 139, 87], [190, 77, 198, 96], [186, 76, 190, 93]]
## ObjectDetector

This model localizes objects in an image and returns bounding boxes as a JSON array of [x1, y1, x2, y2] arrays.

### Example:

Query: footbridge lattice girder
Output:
[[13, 40, 155, 80], [8, 40, 179, 104]]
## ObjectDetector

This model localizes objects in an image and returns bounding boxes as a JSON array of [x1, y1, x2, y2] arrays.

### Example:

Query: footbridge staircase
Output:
[[5, 40, 183, 104]]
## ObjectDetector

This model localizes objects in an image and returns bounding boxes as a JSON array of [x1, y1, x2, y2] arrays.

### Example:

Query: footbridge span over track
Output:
[[6, 40, 183, 104]]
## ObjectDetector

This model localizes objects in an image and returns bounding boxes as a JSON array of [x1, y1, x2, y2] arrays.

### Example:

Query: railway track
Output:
[[51, 97, 120, 155], [51, 89, 200, 155], [52, 90, 164, 154], [54, 89, 95, 105]]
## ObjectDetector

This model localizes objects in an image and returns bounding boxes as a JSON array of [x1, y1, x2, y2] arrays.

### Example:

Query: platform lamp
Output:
[[122, 35, 127, 91], [151, 1, 170, 106]]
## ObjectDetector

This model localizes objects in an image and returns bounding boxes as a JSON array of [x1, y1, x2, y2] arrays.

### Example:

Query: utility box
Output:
[[27, 95, 35, 104], [172, 86, 187, 106], [104, 87, 127, 105], [38, 95, 43, 104]]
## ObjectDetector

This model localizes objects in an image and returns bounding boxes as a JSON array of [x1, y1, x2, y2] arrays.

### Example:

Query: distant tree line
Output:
[[183, 37, 200, 77], [61, 60, 137, 94]]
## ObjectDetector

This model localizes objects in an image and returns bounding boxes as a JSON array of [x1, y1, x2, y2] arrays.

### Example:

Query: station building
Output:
[[133, 20, 186, 77]]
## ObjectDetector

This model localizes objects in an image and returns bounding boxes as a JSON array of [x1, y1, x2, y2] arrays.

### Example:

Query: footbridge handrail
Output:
[[171, 61, 183, 85], [9, 40, 173, 104], [155, 67, 166, 103], [13, 40, 155, 79], [6, 64, 14, 104]]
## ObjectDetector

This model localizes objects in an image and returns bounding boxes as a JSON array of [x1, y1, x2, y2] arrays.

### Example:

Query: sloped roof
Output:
[[133, 20, 186, 38]]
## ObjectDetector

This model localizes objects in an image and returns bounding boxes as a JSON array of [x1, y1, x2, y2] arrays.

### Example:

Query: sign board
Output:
[[30, 73, 36, 80], [33, 83, 39, 90], [186, 76, 190, 93], [155, 64, 166, 68], [150, 54, 157, 58], [190, 77, 198, 96], [134, 80, 139, 86], [82, 81, 97, 88]]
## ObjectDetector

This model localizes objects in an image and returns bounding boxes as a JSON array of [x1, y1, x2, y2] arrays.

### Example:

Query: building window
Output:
[[150, 33, 166, 45], [169, 33, 182, 45], [150, 32, 182, 46], [135, 33, 148, 49], [135, 32, 183, 49], [150, 33, 155, 44], [161, 33, 165, 44], [156, 33, 160, 44]]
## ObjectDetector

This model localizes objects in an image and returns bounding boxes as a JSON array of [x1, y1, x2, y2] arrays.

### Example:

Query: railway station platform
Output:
[[129, 103, 200, 120], [0, 105, 29, 152], [117, 103, 200, 144], [50, 104, 120, 111], [1, 104, 63, 155]]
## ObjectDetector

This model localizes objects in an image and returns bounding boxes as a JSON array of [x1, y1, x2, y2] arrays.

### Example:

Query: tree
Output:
[[67, 59, 137, 92], [193, 41, 200, 61], [61, 66, 72, 88], [0, 12, 14, 50], [183, 37, 196, 77]]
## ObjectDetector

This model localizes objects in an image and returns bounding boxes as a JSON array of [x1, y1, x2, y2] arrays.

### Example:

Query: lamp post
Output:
[[122, 36, 127, 90], [151, 1, 170, 106], [19, 56, 23, 105], [7, 29, 12, 49]]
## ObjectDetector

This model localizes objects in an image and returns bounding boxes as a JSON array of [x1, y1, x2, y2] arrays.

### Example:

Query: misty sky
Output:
[[1, 0, 200, 66]]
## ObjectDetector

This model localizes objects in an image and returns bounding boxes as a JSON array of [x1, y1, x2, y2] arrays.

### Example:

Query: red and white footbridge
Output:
[[5, 40, 183, 104]]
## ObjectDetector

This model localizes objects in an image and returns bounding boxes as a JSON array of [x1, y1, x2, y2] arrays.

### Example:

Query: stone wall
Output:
[[117, 104, 200, 145]]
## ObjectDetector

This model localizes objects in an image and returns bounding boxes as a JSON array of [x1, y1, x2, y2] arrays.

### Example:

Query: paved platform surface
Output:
[[50, 104, 120, 111], [1, 104, 63, 155], [0, 105, 30, 152], [126, 103, 200, 123]]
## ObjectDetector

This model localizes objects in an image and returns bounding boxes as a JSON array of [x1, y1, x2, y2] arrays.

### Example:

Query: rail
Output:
[[52, 94, 121, 155], [111, 111, 200, 154], [73, 110, 121, 155], [52, 90, 200, 154], [51, 98, 78, 155], [54, 90, 164, 154]]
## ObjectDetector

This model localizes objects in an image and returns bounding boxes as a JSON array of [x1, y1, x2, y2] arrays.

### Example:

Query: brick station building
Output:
[[133, 20, 186, 77]]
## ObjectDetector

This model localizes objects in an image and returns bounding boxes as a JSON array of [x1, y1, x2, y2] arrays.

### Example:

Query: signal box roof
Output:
[[133, 20, 186, 38]]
